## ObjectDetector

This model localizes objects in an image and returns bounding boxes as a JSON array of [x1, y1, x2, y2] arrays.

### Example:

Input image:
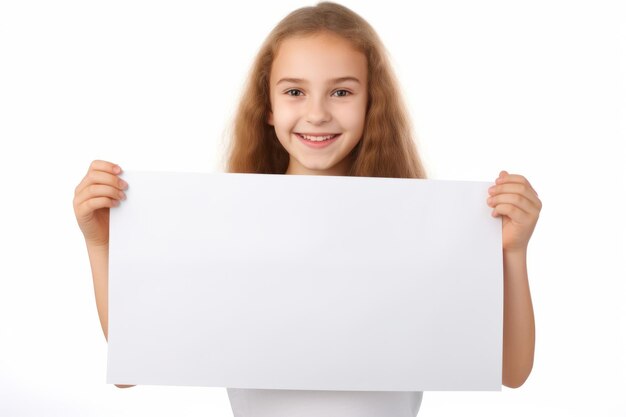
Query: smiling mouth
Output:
[[296, 133, 340, 142]]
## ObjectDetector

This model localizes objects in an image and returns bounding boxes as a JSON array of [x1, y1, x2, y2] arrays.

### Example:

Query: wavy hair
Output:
[[224, 2, 426, 179]]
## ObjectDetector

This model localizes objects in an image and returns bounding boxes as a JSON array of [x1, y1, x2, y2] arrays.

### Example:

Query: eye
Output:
[[332, 89, 351, 97], [285, 89, 303, 97]]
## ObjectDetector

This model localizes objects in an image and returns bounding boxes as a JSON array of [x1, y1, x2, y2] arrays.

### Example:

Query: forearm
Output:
[[86, 242, 110, 340], [86, 241, 135, 388], [502, 249, 535, 388]]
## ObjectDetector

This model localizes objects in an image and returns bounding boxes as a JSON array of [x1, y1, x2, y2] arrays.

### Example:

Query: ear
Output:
[[267, 111, 274, 126]]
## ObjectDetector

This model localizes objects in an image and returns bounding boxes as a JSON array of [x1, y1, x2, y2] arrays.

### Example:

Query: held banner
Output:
[[107, 172, 502, 391]]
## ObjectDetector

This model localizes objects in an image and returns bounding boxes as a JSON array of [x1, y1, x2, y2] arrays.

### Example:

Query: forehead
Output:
[[270, 32, 367, 83]]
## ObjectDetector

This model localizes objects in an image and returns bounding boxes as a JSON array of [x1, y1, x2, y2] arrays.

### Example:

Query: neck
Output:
[[284, 157, 351, 176]]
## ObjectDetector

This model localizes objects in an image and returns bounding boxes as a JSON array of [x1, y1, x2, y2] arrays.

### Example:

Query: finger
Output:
[[491, 203, 531, 224], [74, 160, 122, 195], [495, 173, 538, 196], [74, 184, 126, 209], [75, 165, 127, 196], [75, 197, 120, 221], [495, 173, 530, 187], [488, 182, 541, 209], [90, 159, 121, 174], [487, 193, 538, 215]]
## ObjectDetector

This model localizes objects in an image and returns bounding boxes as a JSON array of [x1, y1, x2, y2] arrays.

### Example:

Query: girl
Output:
[[73, 2, 541, 416]]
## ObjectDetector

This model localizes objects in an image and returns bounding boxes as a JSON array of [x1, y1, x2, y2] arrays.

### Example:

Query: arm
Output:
[[74, 160, 135, 389], [502, 249, 535, 387], [86, 241, 136, 389], [487, 170, 541, 388], [87, 243, 110, 339]]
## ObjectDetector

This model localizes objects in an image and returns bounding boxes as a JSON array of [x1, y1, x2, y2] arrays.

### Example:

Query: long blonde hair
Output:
[[225, 1, 426, 179]]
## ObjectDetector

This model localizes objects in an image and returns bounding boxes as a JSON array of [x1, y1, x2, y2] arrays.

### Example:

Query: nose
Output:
[[306, 96, 331, 125]]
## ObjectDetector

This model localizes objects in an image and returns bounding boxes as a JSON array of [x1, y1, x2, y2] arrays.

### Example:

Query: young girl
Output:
[[73, 2, 541, 416]]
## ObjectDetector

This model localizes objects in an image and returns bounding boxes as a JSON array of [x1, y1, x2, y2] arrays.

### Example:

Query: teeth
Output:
[[300, 134, 337, 142]]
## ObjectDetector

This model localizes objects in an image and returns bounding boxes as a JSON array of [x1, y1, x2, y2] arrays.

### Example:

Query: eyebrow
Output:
[[276, 76, 361, 86]]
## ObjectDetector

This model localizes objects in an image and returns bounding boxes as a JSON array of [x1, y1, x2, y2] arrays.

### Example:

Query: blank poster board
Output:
[[107, 172, 503, 391]]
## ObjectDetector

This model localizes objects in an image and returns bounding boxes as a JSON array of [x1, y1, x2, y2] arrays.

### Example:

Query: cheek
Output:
[[337, 103, 366, 134], [272, 103, 299, 129]]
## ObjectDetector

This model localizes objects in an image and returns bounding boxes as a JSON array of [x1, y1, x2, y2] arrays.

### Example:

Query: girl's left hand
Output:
[[487, 171, 542, 253]]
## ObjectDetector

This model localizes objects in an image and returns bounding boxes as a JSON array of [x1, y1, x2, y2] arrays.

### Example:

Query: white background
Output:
[[0, 0, 624, 416]]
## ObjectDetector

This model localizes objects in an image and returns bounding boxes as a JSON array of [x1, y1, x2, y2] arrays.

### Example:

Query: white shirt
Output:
[[227, 388, 423, 417]]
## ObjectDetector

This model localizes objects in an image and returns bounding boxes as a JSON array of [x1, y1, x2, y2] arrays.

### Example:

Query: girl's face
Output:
[[268, 31, 368, 176]]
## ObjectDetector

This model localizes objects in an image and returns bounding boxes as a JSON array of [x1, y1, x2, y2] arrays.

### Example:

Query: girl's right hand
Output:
[[73, 160, 128, 247]]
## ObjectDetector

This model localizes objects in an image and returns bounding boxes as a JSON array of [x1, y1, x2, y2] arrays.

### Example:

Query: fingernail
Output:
[[120, 180, 128, 189], [114, 165, 122, 174]]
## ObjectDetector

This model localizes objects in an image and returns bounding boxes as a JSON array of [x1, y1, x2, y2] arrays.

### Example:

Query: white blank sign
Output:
[[107, 172, 503, 391]]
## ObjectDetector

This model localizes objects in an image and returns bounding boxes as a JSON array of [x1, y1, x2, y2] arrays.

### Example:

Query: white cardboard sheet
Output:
[[107, 171, 503, 391]]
